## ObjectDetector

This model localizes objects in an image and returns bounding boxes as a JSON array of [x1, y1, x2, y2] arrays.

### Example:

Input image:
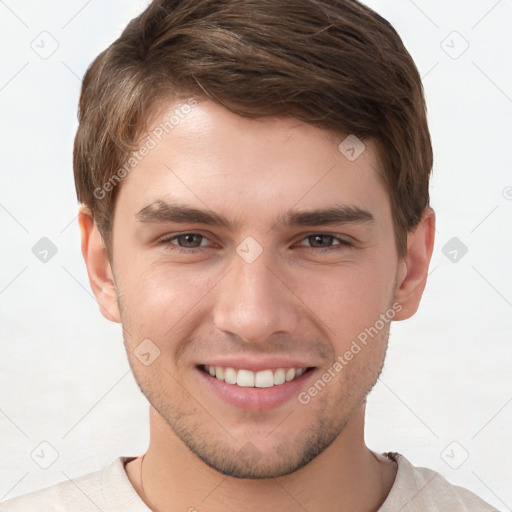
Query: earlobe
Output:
[[78, 206, 121, 323], [393, 206, 436, 321]]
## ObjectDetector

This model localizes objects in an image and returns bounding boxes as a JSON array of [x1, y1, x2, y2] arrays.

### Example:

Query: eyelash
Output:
[[157, 232, 353, 254]]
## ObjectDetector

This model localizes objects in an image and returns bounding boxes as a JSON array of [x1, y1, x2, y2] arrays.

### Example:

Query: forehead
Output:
[[117, 98, 391, 228]]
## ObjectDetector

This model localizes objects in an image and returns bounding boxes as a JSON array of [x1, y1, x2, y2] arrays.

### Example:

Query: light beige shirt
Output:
[[0, 452, 499, 511]]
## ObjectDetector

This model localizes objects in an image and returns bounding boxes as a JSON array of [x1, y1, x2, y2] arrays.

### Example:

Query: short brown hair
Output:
[[73, 0, 432, 258]]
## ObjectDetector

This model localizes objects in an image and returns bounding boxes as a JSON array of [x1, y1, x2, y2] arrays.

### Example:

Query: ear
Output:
[[393, 206, 435, 321], [78, 205, 121, 323]]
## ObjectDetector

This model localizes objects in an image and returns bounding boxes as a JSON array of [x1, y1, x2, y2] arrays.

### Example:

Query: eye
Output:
[[296, 234, 352, 251], [158, 233, 211, 252]]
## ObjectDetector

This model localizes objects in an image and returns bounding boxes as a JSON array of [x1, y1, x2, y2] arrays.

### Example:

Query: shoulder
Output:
[[0, 456, 146, 512], [0, 466, 104, 512], [379, 452, 500, 512]]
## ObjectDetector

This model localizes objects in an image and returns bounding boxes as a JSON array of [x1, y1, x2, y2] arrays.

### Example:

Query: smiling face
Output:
[[85, 98, 422, 478]]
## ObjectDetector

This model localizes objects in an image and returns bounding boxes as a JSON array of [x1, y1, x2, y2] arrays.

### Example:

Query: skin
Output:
[[79, 98, 435, 512]]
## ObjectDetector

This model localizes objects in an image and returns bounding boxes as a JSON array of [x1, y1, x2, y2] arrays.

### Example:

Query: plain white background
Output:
[[0, 0, 511, 509]]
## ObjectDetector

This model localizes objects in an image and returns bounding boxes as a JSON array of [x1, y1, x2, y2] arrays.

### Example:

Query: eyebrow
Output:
[[135, 200, 375, 230]]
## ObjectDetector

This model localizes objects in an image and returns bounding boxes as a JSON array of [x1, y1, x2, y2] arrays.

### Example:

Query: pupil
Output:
[[183, 234, 198, 246], [313, 235, 330, 247]]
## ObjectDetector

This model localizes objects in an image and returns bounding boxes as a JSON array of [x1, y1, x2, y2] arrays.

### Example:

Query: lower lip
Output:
[[196, 367, 316, 411]]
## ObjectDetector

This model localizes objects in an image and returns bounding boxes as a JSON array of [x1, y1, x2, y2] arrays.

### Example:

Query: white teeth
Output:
[[215, 366, 224, 381], [203, 365, 308, 387], [237, 369, 255, 387], [224, 367, 237, 385], [285, 368, 296, 382], [273, 368, 286, 385], [254, 370, 274, 388]]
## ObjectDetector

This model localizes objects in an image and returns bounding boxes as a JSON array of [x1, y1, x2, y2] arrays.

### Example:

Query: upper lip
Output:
[[198, 356, 316, 372]]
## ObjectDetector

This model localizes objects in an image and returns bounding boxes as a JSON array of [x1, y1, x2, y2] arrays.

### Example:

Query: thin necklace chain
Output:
[[139, 453, 161, 512]]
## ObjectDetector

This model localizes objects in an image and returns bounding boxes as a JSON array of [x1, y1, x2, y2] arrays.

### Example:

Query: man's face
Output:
[[109, 99, 404, 478]]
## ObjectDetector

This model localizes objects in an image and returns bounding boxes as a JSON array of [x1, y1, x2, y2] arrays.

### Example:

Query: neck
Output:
[[126, 404, 397, 512]]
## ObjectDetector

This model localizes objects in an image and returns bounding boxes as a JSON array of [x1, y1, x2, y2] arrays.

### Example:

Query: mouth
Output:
[[196, 363, 317, 411], [199, 364, 312, 388]]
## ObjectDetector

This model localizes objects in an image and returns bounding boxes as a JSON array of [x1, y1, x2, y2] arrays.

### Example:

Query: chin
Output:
[[192, 449, 311, 479], [180, 422, 342, 480]]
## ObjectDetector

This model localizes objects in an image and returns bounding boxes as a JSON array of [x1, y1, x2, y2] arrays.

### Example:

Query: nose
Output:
[[212, 246, 300, 344]]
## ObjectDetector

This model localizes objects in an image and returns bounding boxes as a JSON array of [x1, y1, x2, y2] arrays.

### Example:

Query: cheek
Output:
[[116, 257, 217, 342], [293, 259, 394, 340]]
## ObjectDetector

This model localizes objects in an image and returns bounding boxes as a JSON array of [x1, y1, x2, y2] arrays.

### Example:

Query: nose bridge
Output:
[[213, 244, 298, 343]]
